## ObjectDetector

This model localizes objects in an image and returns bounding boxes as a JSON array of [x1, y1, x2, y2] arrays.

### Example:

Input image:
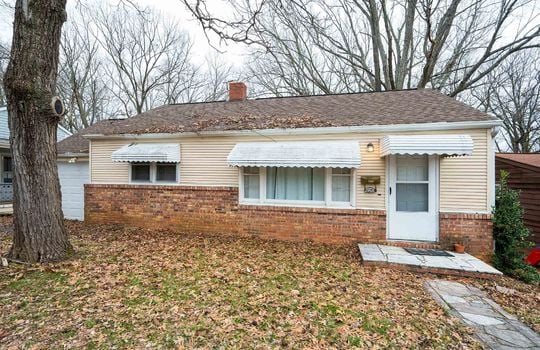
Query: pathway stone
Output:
[[425, 279, 540, 349], [358, 244, 503, 277]]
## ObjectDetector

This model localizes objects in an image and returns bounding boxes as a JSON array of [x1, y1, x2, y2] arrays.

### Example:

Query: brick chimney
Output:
[[228, 81, 247, 102]]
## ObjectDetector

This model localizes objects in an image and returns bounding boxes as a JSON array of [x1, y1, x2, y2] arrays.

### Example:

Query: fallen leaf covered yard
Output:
[[58, 83, 502, 260]]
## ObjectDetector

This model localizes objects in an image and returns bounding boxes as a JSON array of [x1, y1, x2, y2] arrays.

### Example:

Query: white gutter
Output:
[[83, 120, 503, 140], [57, 152, 89, 158]]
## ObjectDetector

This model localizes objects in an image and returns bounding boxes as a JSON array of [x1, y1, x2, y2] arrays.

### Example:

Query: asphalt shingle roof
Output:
[[57, 89, 496, 156], [496, 153, 540, 169]]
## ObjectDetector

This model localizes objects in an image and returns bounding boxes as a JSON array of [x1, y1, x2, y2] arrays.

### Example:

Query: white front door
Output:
[[388, 155, 438, 241]]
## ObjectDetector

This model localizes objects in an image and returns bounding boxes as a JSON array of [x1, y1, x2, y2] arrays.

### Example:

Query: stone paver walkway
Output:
[[425, 279, 540, 349], [359, 244, 502, 277]]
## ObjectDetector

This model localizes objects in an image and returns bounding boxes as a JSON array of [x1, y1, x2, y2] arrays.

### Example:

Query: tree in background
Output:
[[474, 53, 540, 153], [57, 11, 114, 132], [183, 0, 540, 97], [493, 171, 538, 283], [0, 41, 9, 105], [95, 4, 198, 116], [56, 3, 237, 127], [3, 0, 71, 262]]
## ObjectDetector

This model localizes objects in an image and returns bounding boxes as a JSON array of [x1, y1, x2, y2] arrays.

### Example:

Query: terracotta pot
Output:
[[454, 243, 465, 254]]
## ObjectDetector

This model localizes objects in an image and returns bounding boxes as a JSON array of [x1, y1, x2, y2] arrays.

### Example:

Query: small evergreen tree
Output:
[[493, 171, 539, 284]]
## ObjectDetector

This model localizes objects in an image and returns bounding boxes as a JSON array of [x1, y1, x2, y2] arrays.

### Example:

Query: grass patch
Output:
[[0, 218, 534, 348], [7, 270, 67, 294]]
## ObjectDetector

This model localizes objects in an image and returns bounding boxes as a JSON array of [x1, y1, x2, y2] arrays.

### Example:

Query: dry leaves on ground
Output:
[[0, 216, 537, 349]]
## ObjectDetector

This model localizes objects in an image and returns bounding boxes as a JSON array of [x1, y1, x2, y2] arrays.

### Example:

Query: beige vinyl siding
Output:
[[180, 139, 238, 186], [439, 129, 488, 212], [89, 128, 491, 212], [90, 140, 130, 183]]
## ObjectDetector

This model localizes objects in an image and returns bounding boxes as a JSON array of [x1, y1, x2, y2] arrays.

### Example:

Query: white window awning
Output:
[[227, 141, 361, 168], [111, 143, 180, 163], [380, 135, 473, 157]]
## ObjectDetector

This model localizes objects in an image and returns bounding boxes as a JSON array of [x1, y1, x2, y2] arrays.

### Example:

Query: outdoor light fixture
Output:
[[366, 142, 374, 152]]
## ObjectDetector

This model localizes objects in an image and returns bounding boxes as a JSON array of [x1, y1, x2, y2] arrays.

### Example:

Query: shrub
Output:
[[492, 170, 539, 284]]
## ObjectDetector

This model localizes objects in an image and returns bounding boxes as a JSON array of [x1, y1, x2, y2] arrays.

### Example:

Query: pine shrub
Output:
[[493, 171, 538, 284]]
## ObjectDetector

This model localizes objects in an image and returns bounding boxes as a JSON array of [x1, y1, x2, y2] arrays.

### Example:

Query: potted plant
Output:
[[454, 242, 465, 254]]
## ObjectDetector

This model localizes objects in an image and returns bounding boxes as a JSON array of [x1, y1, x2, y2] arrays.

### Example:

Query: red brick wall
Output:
[[439, 213, 493, 261], [85, 184, 493, 257], [85, 184, 386, 244]]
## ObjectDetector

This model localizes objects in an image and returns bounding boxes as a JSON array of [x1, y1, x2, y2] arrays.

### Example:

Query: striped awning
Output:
[[380, 135, 473, 157], [111, 143, 180, 163], [227, 141, 361, 168]]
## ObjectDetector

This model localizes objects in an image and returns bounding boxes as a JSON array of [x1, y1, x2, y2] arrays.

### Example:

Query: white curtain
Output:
[[332, 176, 350, 202], [266, 167, 325, 201], [243, 167, 260, 199]]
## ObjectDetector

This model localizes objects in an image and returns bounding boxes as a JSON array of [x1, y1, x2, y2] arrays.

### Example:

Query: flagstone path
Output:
[[425, 279, 540, 349], [358, 244, 502, 278]]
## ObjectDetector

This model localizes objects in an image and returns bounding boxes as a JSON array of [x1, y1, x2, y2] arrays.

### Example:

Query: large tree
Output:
[[182, 0, 540, 97], [3, 0, 71, 262]]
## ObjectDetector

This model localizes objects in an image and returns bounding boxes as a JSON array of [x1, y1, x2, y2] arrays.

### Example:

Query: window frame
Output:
[[1, 155, 12, 184], [241, 167, 261, 202], [394, 155, 430, 212], [155, 163, 179, 183], [330, 168, 354, 204], [239, 167, 355, 208], [129, 162, 179, 184]]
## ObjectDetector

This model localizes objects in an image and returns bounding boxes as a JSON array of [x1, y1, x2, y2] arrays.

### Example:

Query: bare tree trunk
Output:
[[366, 0, 383, 91], [3, 0, 71, 263]]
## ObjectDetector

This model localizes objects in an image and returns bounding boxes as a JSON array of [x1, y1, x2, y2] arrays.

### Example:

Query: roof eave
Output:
[[57, 152, 89, 158], [82, 120, 502, 140], [496, 155, 540, 171]]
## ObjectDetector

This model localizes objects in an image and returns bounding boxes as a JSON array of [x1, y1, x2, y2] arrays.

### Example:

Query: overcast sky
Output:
[[1, 0, 538, 73], [0, 0, 248, 66]]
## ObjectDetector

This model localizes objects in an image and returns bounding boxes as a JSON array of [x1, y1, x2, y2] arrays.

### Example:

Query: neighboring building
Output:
[[57, 124, 72, 142], [62, 82, 500, 260], [57, 131, 90, 220], [496, 153, 540, 245], [0, 105, 73, 207], [0, 106, 13, 203]]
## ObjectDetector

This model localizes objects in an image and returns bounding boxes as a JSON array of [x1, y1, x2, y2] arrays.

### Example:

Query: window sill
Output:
[[239, 200, 355, 210], [129, 181, 180, 185]]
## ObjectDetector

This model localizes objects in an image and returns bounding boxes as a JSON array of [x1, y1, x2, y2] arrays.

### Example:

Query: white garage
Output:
[[58, 160, 89, 220]]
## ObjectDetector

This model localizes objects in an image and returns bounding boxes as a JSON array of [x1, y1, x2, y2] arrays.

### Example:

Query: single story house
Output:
[[496, 153, 540, 245], [0, 105, 72, 207], [63, 83, 501, 259]]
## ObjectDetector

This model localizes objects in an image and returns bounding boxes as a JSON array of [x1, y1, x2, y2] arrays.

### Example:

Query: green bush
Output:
[[493, 170, 539, 284]]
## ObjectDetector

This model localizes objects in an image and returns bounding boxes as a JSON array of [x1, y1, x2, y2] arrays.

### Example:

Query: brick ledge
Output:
[[440, 212, 493, 220], [239, 204, 385, 215], [85, 183, 236, 191]]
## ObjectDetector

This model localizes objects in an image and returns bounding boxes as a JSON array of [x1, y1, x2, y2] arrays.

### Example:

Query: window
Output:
[[131, 163, 151, 182], [266, 167, 325, 201], [130, 163, 178, 184], [240, 167, 354, 207], [331, 168, 351, 202], [2, 156, 12, 184], [156, 163, 177, 182], [243, 167, 260, 199], [395, 155, 429, 212]]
